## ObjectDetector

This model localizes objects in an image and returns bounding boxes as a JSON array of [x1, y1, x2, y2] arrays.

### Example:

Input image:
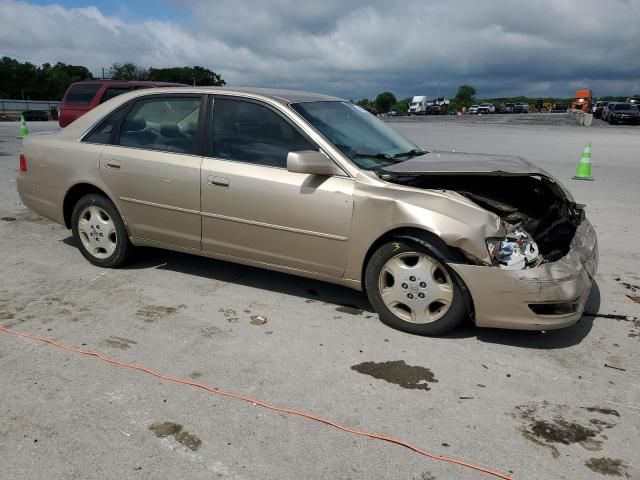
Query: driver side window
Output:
[[211, 98, 314, 168]]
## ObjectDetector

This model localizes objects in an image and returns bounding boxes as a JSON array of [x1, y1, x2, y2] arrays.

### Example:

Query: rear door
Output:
[[200, 96, 354, 277], [99, 94, 205, 249]]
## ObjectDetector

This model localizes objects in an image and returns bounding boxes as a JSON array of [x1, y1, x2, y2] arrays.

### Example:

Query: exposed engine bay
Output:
[[383, 173, 585, 269]]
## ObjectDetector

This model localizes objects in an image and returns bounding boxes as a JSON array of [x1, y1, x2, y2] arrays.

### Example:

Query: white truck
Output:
[[408, 96, 430, 115]]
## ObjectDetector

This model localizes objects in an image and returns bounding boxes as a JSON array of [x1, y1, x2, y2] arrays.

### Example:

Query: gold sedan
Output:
[[17, 87, 597, 335]]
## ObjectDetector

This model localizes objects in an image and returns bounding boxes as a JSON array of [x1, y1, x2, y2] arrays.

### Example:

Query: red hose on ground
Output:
[[0, 326, 514, 479]]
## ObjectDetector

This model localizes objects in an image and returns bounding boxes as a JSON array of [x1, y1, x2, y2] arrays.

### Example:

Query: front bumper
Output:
[[450, 219, 598, 330]]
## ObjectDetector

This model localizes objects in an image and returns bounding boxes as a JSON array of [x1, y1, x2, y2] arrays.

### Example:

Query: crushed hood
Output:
[[382, 151, 550, 176]]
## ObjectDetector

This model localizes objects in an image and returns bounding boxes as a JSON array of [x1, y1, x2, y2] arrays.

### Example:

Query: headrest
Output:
[[159, 124, 181, 137], [123, 116, 146, 132]]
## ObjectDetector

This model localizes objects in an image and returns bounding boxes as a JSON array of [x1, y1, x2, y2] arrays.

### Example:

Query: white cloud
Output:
[[1, 0, 639, 98]]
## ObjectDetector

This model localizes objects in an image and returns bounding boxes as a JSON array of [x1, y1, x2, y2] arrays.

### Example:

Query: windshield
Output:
[[614, 103, 633, 110], [291, 101, 422, 170]]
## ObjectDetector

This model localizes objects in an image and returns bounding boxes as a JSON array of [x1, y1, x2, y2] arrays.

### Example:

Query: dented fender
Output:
[[343, 173, 504, 284]]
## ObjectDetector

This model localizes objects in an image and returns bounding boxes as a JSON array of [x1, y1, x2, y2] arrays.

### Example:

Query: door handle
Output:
[[105, 159, 121, 169], [207, 176, 230, 187]]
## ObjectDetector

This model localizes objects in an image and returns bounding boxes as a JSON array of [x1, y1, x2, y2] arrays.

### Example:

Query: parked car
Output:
[[514, 103, 529, 113], [601, 102, 618, 123], [503, 103, 515, 113], [17, 87, 598, 336], [468, 105, 480, 114], [22, 110, 49, 121], [477, 105, 490, 114], [58, 80, 188, 127], [606, 103, 640, 125], [592, 101, 607, 119], [480, 103, 496, 113], [426, 105, 442, 115]]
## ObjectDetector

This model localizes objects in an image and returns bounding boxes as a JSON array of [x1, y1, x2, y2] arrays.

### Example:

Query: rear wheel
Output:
[[365, 240, 468, 335], [71, 194, 131, 268]]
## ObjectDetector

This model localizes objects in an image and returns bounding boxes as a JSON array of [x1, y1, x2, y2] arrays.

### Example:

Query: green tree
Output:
[[452, 84, 476, 109], [147, 66, 225, 86], [109, 62, 149, 81], [356, 98, 371, 108], [374, 92, 397, 113], [393, 97, 412, 114], [0, 56, 92, 100]]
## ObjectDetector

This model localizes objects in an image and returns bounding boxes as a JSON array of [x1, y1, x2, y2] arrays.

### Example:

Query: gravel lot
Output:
[[1, 115, 639, 480]]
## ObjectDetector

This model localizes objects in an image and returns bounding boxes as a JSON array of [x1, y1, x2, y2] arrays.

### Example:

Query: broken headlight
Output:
[[486, 228, 541, 270]]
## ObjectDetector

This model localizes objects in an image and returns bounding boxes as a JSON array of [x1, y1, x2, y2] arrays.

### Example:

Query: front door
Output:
[[99, 95, 204, 249], [200, 97, 354, 277]]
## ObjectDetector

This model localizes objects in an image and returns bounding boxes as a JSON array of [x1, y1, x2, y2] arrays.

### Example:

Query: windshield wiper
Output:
[[352, 152, 394, 160], [393, 148, 426, 159]]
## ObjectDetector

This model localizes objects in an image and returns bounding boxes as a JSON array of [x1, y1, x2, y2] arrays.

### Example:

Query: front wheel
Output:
[[365, 240, 468, 335], [71, 194, 131, 268]]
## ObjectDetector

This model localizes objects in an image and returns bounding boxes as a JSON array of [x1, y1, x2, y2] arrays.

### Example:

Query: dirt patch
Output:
[[174, 431, 202, 450], [149, 421, 182, 437], [149, 421, 201, 451], [336, 305, 363, 315], [628, 319, 640, 338], [584, 406, 620, 417], [219, 308, 238, 323], [585, 457, 630, 477], [201, 326, 223, 337], [136, 304, 185, 321], [189, 372, 203, 379], [1, 216, 16, 221], [100, 336, 137, 349], [351, 360, 437, 390]]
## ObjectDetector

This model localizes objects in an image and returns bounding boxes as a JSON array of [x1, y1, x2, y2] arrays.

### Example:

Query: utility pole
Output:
[[102, 67, 105, 80]]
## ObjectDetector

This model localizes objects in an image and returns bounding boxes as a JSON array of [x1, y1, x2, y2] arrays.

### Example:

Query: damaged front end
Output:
[[381, 152, 585, 270]]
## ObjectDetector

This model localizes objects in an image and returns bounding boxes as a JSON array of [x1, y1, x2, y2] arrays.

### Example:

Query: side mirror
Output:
[[287, 150, 343, 176]]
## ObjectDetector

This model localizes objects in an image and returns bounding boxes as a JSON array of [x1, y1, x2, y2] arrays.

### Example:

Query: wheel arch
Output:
[[361, 226, 475, 321], [63, 183, 124, 230]]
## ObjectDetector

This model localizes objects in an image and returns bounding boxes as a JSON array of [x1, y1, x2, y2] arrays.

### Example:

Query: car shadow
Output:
[[63, 236, 599, 348], [128, 244, 375, 313]]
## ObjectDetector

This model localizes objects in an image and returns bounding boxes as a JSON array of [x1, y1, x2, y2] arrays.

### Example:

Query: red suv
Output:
[[58, 80, 187, 127]]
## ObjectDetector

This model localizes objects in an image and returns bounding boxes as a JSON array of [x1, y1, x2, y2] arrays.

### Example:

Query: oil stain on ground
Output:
[[351, 360, 437, 390], [100, 336, 137, 349], [136, 304, 185, 321], [149, 421, 202, 451], [585, 457, 630, 477], [514, 402, 620, 458]]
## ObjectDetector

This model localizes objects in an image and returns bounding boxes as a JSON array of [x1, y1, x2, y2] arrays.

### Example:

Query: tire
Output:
[[365, 239, 468, 336], [71, 194, 131, 268]]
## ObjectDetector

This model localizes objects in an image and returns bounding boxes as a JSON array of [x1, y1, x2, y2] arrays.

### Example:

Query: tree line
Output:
[[355, 85, 581, 114], [0, 57, 225, 101]]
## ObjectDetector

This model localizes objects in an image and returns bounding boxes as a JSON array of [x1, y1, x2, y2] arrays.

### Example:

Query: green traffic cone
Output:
[[19, 114, 29, 138], [573, 141, 593, 181]]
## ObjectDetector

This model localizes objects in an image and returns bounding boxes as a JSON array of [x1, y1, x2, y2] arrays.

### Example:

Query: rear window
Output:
[[64, 83, 102, 105], [614, 103, 632, 110], [100, 87, 135, 104]]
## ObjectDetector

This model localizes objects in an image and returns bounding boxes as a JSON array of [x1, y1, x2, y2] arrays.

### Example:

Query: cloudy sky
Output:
[[1, 0, 639, 99]]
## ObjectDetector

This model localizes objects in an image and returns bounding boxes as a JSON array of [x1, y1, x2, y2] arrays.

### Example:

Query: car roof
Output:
[[208, 87, 344, 104], [70, 80, 188, 87]]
